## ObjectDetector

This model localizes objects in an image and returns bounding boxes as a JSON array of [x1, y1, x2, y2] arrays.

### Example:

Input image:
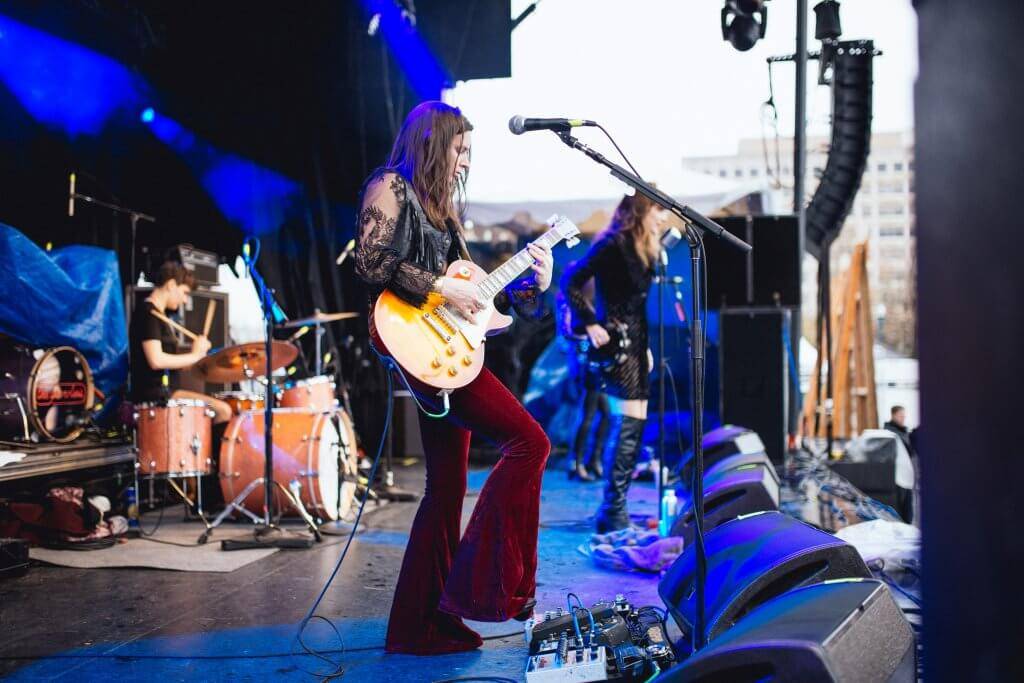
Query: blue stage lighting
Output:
[[361, 0, 450, 100], [140, 107, 155, 123], [0, 13, 146, 136], [143, 111, 302, 235]]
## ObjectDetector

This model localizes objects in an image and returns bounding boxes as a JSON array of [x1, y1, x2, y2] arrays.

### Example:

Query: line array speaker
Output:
[[805, 40, 875, 259]]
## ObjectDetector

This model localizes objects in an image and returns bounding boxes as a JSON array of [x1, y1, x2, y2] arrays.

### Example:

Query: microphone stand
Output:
[[70, 189, 154, 286], [554, 131, 751, 652], [201, 241, 321, 548]]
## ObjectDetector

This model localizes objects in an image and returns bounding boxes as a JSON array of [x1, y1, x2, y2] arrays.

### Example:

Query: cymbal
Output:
[[277, 310, 359, 329], [192, 341, 299, 383]]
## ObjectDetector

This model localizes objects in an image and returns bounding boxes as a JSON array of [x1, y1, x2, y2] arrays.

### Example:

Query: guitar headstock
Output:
[[546, 214, 582, 248]]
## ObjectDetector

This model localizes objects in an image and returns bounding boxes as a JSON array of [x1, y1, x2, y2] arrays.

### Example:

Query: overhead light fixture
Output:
[[813, 0, 842, 41], [721, 0, 768, 52], [814, 1, 842, 85]]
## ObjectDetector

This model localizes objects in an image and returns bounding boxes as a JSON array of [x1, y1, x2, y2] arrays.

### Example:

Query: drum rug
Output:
[[28, 520, 281, 573]]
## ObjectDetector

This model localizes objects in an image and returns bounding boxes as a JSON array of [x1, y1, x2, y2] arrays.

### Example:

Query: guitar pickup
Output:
[[433, 305, 462, 331], [422, 312, 452, 342]]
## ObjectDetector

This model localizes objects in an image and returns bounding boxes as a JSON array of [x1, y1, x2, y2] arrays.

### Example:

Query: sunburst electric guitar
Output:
[[374, 214, 581, 392]]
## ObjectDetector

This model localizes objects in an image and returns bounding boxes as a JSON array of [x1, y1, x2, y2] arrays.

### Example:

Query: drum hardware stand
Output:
[[202, 238, 321, 550], [197, 476, 320, 545], [373, 389, 418, 503]]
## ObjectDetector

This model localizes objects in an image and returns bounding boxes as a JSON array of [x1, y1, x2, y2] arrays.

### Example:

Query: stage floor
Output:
[[0, 459, 668, 681]]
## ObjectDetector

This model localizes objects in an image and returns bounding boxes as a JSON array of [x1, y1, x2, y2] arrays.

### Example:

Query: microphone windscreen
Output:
[[508, 115, 526, 135]]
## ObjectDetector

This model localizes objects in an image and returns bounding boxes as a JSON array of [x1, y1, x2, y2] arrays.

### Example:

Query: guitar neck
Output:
[[477, 227, 562, 299]]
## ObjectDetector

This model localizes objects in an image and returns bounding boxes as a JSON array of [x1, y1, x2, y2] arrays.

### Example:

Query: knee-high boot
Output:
[[569, 388, 602, 482], [595, 415, 646, 533]]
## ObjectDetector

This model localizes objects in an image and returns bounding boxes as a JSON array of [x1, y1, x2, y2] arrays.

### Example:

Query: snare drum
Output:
[[278, 375, 338, 412], [215, 391, 266, 415], [219, 408, 348, 521], [0, 343, 95, 443], [136, 399, 214, 477]]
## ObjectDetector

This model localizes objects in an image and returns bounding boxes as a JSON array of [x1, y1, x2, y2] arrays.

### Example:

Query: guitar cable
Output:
[[292, 368, 395, 679], [370, 346, 451, 419]]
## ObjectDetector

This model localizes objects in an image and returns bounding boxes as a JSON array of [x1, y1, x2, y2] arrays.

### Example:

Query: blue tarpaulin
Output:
[[0, 223, 128, 407]]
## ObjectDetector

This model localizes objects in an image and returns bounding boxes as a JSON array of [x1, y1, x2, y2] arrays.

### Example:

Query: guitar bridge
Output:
[[422, 312, 452, 343]]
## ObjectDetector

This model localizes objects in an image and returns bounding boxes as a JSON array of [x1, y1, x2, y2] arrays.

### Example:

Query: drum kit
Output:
[[132, 309, 364, 542]]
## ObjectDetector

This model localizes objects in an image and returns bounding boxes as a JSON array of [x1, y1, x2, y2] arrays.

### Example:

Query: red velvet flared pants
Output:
[[384, 368, 551, 654]]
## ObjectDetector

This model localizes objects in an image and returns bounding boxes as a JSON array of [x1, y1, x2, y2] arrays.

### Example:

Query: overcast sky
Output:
[[449, 0, 918, 203]]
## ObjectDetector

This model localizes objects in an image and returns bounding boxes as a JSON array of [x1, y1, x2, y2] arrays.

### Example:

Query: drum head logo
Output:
[[35, 382, 87, 407]]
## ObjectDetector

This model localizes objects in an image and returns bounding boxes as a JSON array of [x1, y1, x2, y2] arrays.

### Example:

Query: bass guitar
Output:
[[374, 215, 581, 391]]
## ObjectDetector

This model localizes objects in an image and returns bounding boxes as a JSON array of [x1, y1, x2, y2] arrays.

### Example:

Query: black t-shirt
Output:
[[129, 301, 181, 403]]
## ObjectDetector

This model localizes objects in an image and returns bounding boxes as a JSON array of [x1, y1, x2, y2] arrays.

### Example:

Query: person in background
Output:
[[557, 285, 608, 483], [129, 260, 230, 423], [564, 192, 669, 533], [884, 404, 917, 523]]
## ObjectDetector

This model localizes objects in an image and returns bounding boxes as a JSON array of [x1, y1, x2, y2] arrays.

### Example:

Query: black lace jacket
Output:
[[354, 170, 542, 317]]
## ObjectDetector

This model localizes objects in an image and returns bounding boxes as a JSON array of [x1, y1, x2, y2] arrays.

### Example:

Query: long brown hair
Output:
[[602, 192, 661, 269], [386, 101, 473, 229]]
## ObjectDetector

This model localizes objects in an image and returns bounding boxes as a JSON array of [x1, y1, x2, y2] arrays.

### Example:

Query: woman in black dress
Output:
[[564, 192, 668, 532]]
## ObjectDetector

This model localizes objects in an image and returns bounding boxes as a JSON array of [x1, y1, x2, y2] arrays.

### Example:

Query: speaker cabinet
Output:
[[658, 580, 915, 682], [658, 511, 871, 644], [670, 460, 780, 548], [720, 309, 790, 465], [703, 215, 800, 308]]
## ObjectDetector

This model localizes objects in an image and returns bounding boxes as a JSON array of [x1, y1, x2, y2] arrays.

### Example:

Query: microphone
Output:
[[335, 238, 356, 265], [508, 116, 597, 135], [68, 172, 76, 217]]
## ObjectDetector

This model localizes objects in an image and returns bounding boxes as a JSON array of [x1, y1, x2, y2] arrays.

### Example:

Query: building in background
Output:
[[682, 132, 916, 356]]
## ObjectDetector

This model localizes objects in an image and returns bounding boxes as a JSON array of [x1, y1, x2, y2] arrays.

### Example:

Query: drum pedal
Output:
[[221, 537, 314, 551]]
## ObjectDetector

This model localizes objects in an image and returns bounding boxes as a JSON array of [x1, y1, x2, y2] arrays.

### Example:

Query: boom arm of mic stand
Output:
[[553, 132, 752, 253]]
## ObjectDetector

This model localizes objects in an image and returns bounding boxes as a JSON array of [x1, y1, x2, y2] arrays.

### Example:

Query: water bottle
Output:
[[125, 485, 139, 529], [659, 489, 678, 537]]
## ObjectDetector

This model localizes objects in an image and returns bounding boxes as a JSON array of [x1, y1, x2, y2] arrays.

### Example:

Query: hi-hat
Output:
[[192, 341, 299, 383], [277, 310, 359, 329]]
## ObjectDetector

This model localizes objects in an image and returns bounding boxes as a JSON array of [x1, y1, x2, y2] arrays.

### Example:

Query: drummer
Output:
[[129, 260, 232, 423]]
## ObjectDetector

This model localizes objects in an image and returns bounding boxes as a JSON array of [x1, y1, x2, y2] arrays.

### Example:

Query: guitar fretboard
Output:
[[477, 227, 562, 299]]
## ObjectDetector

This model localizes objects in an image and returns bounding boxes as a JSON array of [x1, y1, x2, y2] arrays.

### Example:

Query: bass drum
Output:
[[0, 344, 95, 443], [219, 409, 348, 521]]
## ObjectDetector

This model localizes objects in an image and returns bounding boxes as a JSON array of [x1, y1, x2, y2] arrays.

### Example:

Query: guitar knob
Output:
[[461, 355, 473, 366], [445, 345, 456, 356], [431, 357, 442, 369], [447, 366, 458, 377]]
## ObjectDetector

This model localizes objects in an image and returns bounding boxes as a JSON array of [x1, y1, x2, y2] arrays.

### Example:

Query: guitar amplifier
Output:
[[174, 244, 219, 287]]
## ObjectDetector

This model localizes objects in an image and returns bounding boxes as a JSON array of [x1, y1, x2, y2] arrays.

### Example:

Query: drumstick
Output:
[[202, 300, 217, 337], [150, 308, 199, 341]]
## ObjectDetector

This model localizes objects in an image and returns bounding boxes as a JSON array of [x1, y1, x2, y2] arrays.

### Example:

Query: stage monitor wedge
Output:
[[656, 579, 915, 683], [670, 460, 780, 547], [658, 511, 871, 645]]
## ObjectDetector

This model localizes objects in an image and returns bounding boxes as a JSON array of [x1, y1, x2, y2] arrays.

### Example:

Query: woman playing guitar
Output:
[[353, 101, 554, 655], [563, 192, 669, 533]]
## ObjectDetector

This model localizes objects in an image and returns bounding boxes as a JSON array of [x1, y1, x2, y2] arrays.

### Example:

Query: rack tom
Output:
[[136, 399, 214, 477], [277, 375, 337, 412]]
